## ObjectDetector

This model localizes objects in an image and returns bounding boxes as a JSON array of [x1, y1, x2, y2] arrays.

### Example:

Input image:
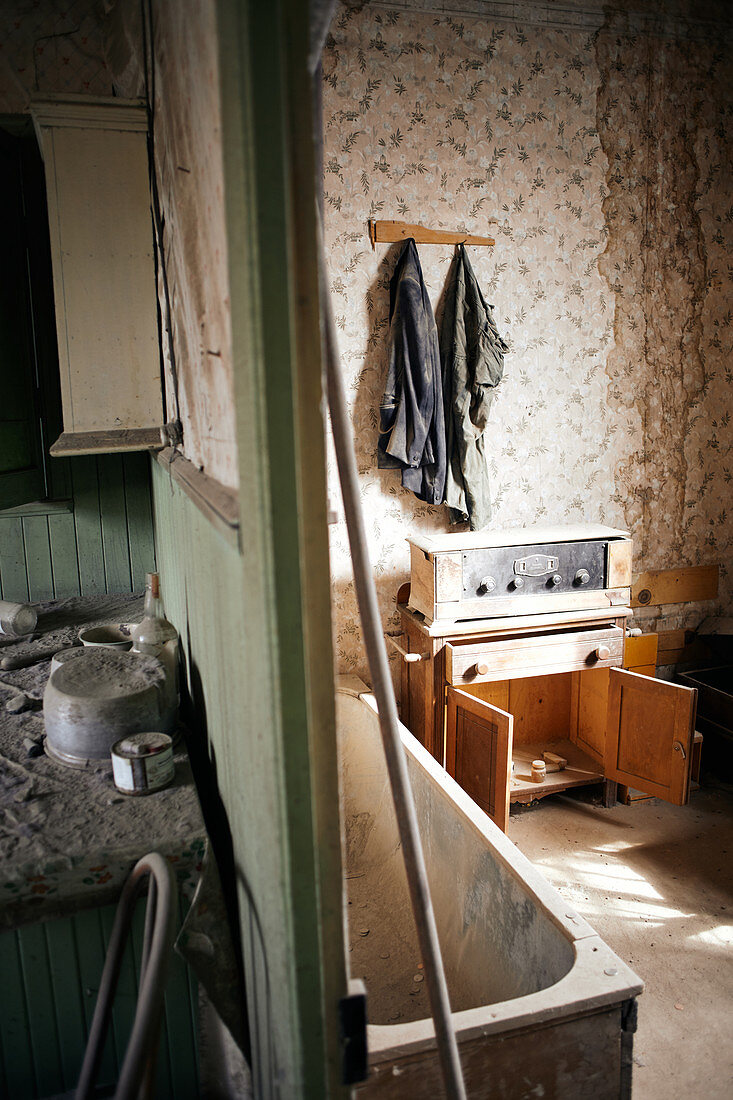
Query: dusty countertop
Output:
[[0, 594, 206, 930]]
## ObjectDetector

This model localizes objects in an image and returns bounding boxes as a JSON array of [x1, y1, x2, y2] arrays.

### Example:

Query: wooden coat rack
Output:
[[368, 219, 496, 250]]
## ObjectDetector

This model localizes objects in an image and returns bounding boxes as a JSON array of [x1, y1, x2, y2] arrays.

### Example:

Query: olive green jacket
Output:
[[440, 245, 508, 530]]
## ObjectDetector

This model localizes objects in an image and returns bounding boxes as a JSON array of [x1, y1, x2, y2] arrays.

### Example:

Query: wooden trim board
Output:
[[50, 429, 163, 456], [156, 448, 239, 544], [631, 565, 718, 607]]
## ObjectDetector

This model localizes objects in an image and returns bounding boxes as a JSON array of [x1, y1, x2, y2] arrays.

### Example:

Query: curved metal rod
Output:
[[76, 852, 177, 1100], [317, 215, 467, 1100]]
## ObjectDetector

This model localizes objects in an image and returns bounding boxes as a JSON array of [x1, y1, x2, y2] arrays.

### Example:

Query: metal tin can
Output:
[[111, 732, 174, 795]]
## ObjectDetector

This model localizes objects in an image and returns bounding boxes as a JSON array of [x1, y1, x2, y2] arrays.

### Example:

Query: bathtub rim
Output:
[[336, 676, 643, 1063]]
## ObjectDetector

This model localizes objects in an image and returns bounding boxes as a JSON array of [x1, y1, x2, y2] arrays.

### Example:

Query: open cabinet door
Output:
[[446, 686, 513, 832], [604, 668, 697, 805]]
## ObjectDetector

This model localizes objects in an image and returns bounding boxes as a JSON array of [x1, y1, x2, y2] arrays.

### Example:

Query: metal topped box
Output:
[[407, 524, 632, 624]]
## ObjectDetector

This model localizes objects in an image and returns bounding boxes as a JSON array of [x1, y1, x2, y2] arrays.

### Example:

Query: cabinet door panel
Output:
[[604, 669, 697, 804], [445, 687, 513, 832]]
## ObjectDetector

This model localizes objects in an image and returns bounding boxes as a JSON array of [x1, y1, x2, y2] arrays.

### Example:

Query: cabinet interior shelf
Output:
[[510, 739, 604, 803]]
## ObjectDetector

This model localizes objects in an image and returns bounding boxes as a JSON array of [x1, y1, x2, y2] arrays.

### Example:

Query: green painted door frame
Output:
[[217, 1, 348, 1096]]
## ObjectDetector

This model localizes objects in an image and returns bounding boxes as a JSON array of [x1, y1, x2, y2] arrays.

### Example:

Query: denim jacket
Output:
[[440, 244, 507, 530], [378, 239, 446, 506]]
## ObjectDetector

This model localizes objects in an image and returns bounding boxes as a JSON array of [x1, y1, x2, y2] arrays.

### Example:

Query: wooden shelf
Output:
[[510, 739, 604, 804]]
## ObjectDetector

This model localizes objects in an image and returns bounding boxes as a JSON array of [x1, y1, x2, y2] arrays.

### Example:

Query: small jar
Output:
[[531, 759, 546, 783]]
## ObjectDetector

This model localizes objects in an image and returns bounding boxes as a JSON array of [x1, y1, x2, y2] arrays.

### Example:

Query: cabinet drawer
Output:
[[445, 626, 624, 685]]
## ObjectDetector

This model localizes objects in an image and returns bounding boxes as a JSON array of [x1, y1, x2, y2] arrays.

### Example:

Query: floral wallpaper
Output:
[[322, 0, 732, 689], [0, 0, 112, 111]]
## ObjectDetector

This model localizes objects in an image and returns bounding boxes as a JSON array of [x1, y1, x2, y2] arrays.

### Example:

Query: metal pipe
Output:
[[75, 852, 177, 1100], [318, 221, 467, 1100]]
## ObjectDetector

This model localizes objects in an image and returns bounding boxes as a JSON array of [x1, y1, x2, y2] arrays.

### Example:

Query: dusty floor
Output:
[[508, 777, 733, 1099]]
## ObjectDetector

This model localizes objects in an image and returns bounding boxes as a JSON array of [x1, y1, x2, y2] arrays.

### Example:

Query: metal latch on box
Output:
[[514, 554, 559, 577]]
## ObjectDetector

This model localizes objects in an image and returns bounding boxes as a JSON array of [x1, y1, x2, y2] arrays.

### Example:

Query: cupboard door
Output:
[[445, 687, 513, 832], [604, 668, 697, 805]]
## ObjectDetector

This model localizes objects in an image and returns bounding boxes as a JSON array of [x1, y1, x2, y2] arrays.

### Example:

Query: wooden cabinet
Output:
[[31, 95, 163, 456], [398, 602, 698, 833]]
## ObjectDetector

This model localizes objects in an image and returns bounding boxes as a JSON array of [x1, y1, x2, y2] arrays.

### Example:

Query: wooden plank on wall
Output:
[[70, 457, 106, 596], [17, 922, 63, 1097], [73, 908, 119, 1087], [1, 455, 154, 604], [0, 930, 36, 1099], [98, 454, 133, 593], [123, 452, 156, 591], [0, 517, 29, 601], [161, 899, 199, 1098], [127, 899, 174, 1098], [48, 511, 81, 598], [631, 564, 719, 607], [100, 905, 137, 1088], [22, 516, 54, 602], [45, 918, 88, 1092]]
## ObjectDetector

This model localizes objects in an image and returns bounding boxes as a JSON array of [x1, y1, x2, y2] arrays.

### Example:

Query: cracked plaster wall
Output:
[[323, 0, 732, 685]]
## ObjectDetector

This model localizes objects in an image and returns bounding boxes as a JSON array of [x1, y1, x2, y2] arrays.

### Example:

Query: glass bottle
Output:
[[131, 572, 179, 731], [132, 573, 177, 651]]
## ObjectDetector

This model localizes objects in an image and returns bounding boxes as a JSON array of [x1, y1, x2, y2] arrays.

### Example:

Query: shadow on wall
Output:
[[183, 657, 251, 1061]]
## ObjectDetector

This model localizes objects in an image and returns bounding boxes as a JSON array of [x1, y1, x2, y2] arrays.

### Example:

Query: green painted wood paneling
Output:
[[0, 453, 155, 604], [124, 452, 157, 592], [74, 908, 119, 1089], [0, 897, 199, 1099], [46, 917, 88, 1091], [17, 922, 64, 1096], [22, 516, 54, 602], [162, 896, 200, 1098], [0, 517, 29, 601], [48, 510, 81, 597], [0, 928, 35, 1097], [99, 455, 133, 594], [70, 458, 106, 597]]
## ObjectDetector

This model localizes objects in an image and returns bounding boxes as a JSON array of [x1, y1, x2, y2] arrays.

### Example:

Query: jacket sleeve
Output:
[[378, 246, 436, 470]]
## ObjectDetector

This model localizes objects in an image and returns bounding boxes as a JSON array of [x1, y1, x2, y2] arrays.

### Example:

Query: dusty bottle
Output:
[[131, 573, 179, 731], [0, 600, 37, 636]]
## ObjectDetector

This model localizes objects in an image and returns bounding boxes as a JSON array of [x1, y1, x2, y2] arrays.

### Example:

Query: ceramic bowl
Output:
[[78, 623, 133, 649]]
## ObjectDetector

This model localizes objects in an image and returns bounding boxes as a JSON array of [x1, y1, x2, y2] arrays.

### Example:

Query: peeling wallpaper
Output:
[[323, 1, 732, 686]]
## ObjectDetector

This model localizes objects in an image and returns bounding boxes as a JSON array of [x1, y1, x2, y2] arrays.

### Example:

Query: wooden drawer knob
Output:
[[595, 645, 611, 661], [472, 662, 489, 677]]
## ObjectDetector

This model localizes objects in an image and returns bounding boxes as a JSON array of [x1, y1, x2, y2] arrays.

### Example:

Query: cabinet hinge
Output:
[[339, 980, 368, 1085]]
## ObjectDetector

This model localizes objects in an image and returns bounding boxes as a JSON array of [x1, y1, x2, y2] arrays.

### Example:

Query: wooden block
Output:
[[631, 565, 718, 608], [608, 539, 633, 588], [408, 543, 435, 619], [624, 633, 658, 668]]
